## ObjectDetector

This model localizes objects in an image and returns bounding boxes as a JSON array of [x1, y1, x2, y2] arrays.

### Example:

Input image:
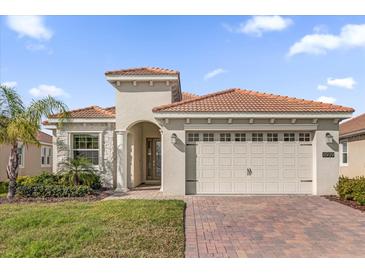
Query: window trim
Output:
[[267, 133, 278, 142], [41, 146, 52, 167], [187, 132, 200, 143], [69, 132, 102, 167], [284, 132, 296, 142], [252, 133, 264, 142], [219, 132, 231, 142], [203, 133, 214, 142], [340, 141, 348, 167], [299, 132, 311, 142]]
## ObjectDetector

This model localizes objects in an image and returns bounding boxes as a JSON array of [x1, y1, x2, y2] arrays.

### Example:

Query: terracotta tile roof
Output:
[[105, 67, 179, 76], [182, 92, 200, 101], [37, 131, 52, 143], [153, 88, 354, 113], [48, 105, 115, 119], [340, 113, 365, 137]]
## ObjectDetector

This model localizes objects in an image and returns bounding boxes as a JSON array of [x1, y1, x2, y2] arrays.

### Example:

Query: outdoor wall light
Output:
[[325, 132, 333, 144], [171, 133, 177, 144]]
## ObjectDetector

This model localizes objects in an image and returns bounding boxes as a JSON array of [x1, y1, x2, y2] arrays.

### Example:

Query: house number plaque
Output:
[[322, 152, 335, 158]]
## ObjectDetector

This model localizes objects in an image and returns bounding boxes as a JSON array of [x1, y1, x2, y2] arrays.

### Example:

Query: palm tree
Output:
[[0, 85, 68, 199], [58, 157, 98, 186]]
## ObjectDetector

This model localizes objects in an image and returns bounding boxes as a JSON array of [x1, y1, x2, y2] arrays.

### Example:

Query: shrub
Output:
[[0, 181, 8, 194], [335, 176, 365, 205], [16, 184, 91, 198]]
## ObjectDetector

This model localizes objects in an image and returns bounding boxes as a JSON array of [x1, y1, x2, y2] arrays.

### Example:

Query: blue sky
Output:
[[1, 16, 364, 115]]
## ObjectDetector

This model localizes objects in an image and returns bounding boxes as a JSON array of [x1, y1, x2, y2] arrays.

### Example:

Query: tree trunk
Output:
[[6, 142, 19, 200]]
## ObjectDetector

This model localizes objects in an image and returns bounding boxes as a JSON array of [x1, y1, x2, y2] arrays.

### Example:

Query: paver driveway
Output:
[[185, 196, 365, 258]]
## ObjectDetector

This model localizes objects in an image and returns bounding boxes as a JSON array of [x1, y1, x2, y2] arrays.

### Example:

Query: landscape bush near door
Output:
[[335, 176, 365, 205], [14, 171, 101, 198]]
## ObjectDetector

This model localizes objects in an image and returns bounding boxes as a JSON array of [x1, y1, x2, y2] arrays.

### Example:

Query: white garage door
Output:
[[186, 132, 313, 194]]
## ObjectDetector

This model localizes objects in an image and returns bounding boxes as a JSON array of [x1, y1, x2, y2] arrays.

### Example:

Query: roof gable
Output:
[[153, 88, 354, 113]]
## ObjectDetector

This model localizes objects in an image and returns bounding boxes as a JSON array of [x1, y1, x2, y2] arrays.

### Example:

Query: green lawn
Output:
[[0, 200, 185, 258]]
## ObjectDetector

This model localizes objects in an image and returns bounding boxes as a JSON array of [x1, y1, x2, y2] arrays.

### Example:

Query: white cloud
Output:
[[288, 24, 365, 56], [204, 68, 226, 80], [317, 84, 328, 91], [6, 16, 53, 41], [327, 77, 356, 89], [223, 16, 292, 37], [29, 84, 68, 97], [316, 96, 336, 104], [1, 81, 17, 88]]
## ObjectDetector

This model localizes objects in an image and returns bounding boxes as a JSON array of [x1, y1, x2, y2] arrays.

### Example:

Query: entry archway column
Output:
[[116, 130, 128, 192]]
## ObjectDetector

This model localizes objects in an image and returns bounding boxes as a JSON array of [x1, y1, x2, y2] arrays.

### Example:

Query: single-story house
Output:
[[339, 113, 365, 177], [0, 131, 53, 181], [44, 67, 354, 195]]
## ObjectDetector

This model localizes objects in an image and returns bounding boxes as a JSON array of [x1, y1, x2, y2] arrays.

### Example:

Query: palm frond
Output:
[[27, 95, 69, 125], [0, 85, 25, 119]]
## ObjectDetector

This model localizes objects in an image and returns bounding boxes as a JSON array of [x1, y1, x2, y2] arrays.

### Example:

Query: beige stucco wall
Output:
[[114, 81, 176, 130], [313, 119, 339, 195], [0, 143, 52, 181], [340, 139, 365, 177], [54, 122, 116, 188]]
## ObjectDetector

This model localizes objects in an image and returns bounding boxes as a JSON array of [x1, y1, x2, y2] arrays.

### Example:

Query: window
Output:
[[17, 144, 24, 168], [299, 132, 311, 142], [220, 133, 231, 142], [267, 133, 278, 142], [284, 133, 295, 142], [203, 133, 214, 142], [41, 146, 51, 166], [235, 133, 246, 142], [187, 133, 200, 142], [341, 141, 348, 166], [72, 133, 100, 165], [252, 133, 263, 142]]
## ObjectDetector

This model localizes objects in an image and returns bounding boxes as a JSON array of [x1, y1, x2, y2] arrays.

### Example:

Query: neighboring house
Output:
[[0, 131, 53, 181], [44, 67, 354, 195], [339, 113, 365, 177]]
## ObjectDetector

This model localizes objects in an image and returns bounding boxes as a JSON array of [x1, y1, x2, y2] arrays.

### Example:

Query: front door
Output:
[[146, 138, 161, 180]]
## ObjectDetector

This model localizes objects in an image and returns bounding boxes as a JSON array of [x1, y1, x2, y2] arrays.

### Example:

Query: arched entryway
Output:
[[126, 121, 161, 189]]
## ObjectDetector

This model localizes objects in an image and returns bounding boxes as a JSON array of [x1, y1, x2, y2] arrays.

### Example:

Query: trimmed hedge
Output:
[[16, 184, 91, 198], [335, 176, 365, 205], [8, 172, 101, 198]]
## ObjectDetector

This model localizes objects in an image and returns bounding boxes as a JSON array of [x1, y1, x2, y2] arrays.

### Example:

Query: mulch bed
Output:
[[0, 190, 113, 205], [324, 195, 365, 212]]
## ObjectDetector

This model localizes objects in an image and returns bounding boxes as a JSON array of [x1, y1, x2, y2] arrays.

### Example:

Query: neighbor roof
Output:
[[153, 88, 354, 113], [105, 67, 179, 76], [37, 131, 52, 144], [340, 113, 365, 137]]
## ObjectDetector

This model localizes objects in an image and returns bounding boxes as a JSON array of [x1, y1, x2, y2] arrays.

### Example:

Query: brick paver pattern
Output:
[[185, 196, 365, 258], [104, 188, 365, 258]]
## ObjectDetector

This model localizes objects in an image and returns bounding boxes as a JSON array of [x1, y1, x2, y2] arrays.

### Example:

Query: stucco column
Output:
[[159, 128, 164, 192], [116, 130, 128, 192]]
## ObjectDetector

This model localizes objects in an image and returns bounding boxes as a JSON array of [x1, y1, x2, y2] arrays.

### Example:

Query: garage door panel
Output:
[[218, 144, 232, 154], [233, 157, 247, 166], [192, 132, 313, 195], [219, 157, 232, 166], [266, 144, 280, 154], [201, 157, 215, 166], [234, 145, 248, 154], [251, 144, 264, 154]]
